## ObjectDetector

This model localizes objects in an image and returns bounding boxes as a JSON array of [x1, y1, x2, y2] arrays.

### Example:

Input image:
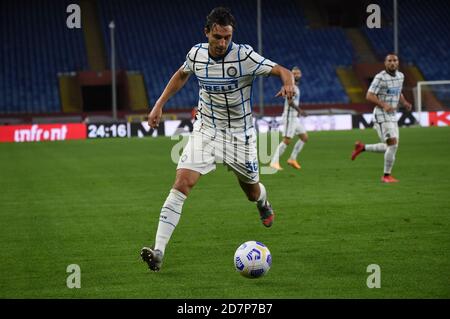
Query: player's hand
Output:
[[404, 101, 413, 111], [148, 105, 163, 128], [383, 103, 395, 113], [275, 85, 296, 100]]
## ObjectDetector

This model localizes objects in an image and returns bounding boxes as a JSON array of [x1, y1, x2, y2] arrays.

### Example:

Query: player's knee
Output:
[[386, 138, 397, 146], [173, 177, 196, 196], [300, 134, 308, 143]]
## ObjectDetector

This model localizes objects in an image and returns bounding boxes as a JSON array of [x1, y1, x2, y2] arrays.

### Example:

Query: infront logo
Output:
[[0, 123, 87, 143], [14, 124, 68, 142]]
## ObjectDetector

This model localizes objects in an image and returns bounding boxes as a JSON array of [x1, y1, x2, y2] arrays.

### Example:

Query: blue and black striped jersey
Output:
[[182, 42, 276, 130], [368, 70, 405, 123]]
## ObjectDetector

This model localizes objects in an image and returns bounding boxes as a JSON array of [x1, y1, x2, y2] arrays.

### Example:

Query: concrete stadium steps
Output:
[[80, 0, 107, 71], [59, 74, 83, 113], [345, 28, 377, 63], [127, 72, 149, 111], [336, 67, 366, 103]]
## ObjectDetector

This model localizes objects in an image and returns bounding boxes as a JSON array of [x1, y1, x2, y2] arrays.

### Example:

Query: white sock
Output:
[[365, 143, 387, 153], [155, 189, 186, 254], [384, 144, 398, 174], [290, 140, 305, 160], [256, 183, 267, 206], [271, 142, 287, 165]]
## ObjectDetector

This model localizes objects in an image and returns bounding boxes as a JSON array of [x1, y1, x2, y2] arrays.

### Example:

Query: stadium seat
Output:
[[0, 0, 88, 114]]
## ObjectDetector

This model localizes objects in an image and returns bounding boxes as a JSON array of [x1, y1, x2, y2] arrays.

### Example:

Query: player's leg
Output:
[[238, 179, 274, 227], [226, 131, 274, 227], [351, 123, 386, 160], [142, 130, 214, 271], [270, 136, 290, 170], [382, 122, 399, 182], [287, 125, 308, 169], [141, 168, 201, 271], [156, 168, 201, 251]]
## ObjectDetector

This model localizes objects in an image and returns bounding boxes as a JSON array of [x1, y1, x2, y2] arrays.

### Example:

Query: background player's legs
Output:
[[352, 142, 386, 161], [365, 143, 387, 152], [291, 133, 308, 158], [288, 133, 308, 169], [270, 136, 291, 169], [366, 122, 391, 153], [384, 138, 398, 176], [352, 123, 386, 160], [155, 168, 201, 254]]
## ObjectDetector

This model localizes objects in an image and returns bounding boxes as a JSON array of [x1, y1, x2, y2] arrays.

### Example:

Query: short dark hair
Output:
[[385, 53, 399, 60], [205, 7, 236, 32]]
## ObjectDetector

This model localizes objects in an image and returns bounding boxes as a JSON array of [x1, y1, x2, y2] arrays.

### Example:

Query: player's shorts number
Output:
[[245, 161, 258, 173]]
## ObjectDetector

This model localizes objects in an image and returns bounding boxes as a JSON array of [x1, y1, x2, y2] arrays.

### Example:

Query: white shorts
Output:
[[374, 121, 399, 142], [177, 126, 259, 184], [282, 117, 306, 139]]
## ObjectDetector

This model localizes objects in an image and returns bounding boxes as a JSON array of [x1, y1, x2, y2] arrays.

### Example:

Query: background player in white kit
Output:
[[270, 66, 308, 171], [351, 53, 412, 183], [141, 7, 296, 271]]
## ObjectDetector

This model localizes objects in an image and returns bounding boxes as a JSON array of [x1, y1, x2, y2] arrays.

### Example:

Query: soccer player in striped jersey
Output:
[[351, 53, 412, 183], [141, 7, 296, 271], [270, 66, 308, 171]]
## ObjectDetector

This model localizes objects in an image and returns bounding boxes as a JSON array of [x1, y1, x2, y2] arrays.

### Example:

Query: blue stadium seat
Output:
[[0, 0, 88, 114], [363, 0, 450, 82], [97, 0, 354, 109], [1, 0, 447, 114]]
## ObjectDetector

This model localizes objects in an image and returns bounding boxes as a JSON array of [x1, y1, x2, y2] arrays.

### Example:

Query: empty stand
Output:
[[0, 0, 88, 114]]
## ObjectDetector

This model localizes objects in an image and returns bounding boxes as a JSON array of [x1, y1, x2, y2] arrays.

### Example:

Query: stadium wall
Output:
[[1, 112, 449, 143]]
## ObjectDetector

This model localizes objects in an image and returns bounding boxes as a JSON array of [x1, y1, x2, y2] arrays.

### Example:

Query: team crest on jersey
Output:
[[227, 66, 238, 77]]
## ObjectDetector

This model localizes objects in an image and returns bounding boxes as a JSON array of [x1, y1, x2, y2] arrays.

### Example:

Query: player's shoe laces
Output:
[[287, 159, 301, 170], [351, 141, 365, 161], [270, 162, 283, 170], [381, 175, 399, 183], [257, 200, 275, 227], [141, 247, 163, 272]]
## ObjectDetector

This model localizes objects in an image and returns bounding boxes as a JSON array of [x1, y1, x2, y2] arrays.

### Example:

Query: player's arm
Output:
[[366, 91, 395, 113], [290, 104, 307, 116], [289, 102, 301, 113], [287, 99, 302, 113], [270, 65, 296, 100], [400, 93, 413, 111], [148, 68, 191, 128], [366, 75, 395, 112]]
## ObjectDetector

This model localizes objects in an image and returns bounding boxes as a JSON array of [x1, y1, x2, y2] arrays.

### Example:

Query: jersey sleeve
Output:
[[368, 74, 383, 95], [181, 55, 194, 74], [181, 46, 198, 74], [242, 46, 276, 76], [294, 86, 301, 107]]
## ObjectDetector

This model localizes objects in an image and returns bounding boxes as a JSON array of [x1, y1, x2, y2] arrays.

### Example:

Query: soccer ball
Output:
[[234, 241, 272, 278]]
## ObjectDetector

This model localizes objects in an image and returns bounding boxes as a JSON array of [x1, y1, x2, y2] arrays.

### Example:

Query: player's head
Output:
[[205, 7, 236, 58], [292, 66, 302, 83], [384, 53, 399, 73]]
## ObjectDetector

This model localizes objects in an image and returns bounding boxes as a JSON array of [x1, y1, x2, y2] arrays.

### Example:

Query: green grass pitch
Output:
[[0, 126, 449, 298]]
